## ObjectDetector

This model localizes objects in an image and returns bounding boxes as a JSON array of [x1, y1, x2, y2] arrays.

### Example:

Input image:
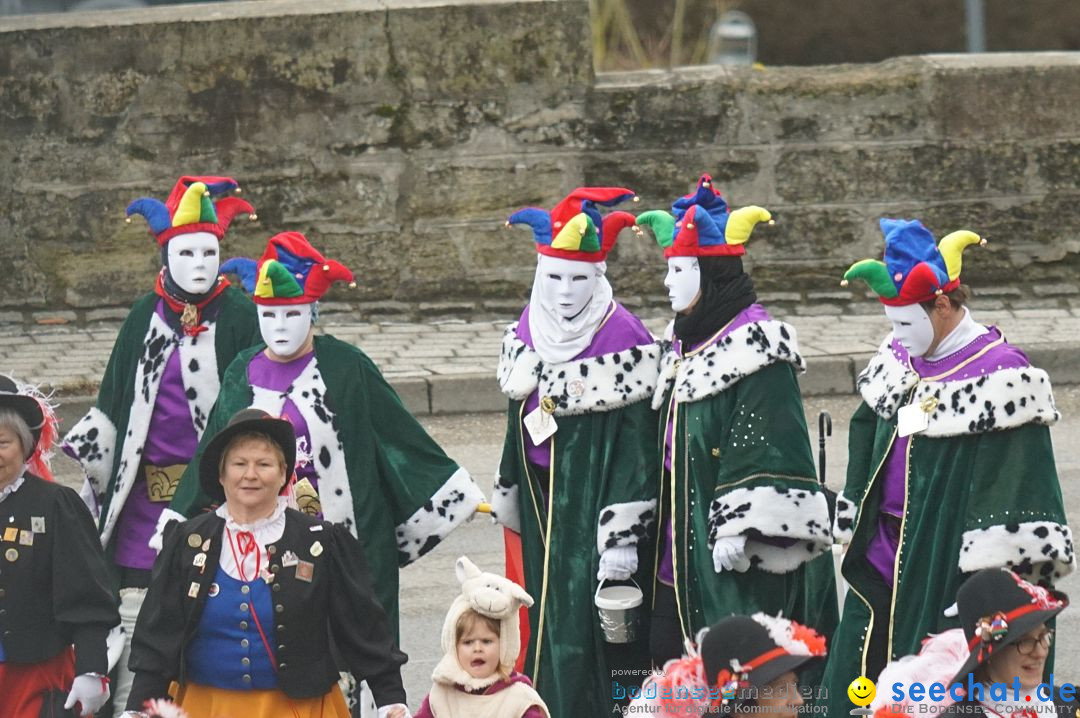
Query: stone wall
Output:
[[2, 0, 1080, 320]]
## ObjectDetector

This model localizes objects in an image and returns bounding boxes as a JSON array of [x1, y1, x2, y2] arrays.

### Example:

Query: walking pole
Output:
[[818, 411, 847, 608]]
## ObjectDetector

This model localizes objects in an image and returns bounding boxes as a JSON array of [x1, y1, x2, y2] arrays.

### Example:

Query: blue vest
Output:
[[186, 568, 278, 690]]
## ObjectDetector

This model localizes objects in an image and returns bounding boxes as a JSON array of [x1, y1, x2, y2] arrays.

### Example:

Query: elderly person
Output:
[[494, 187, 662, 716], [630, 613, 826, 716], [0, 375, 119, 718], [122, 408, 409, 718], [821, 219, 1072, 717]]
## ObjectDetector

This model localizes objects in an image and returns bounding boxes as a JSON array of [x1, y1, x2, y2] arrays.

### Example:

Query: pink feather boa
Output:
[[871, 629, 970, 716]]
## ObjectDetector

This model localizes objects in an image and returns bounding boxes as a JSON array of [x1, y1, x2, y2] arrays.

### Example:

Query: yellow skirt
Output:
[[170, 680, 350, 718]]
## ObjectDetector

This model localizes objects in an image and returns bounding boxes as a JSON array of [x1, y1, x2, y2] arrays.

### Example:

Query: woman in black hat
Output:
[[0, 375, 119, 718], [873, 568, 1076, 718], [945, 568, 1075, 716], [628, 612, 826, 716], [121, 408, 410, 718]]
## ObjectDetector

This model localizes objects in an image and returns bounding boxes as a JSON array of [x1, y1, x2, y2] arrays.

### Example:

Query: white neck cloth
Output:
[[925, 307, 988, 361], [527, 257, 613, 364]]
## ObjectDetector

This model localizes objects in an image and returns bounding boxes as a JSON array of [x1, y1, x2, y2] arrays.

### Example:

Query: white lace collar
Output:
[[214, 498, 288, 581], [0, 472, 26, 504]]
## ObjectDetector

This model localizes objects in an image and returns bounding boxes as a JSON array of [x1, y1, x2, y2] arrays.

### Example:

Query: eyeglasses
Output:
[[1014, 630, 1054, 655]]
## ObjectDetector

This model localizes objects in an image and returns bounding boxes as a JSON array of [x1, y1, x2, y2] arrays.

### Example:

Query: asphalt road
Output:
[[47, 387, 1080, 709]]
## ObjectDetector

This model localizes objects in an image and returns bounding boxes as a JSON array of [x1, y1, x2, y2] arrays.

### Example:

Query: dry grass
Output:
[[591, 0, 734, 71]]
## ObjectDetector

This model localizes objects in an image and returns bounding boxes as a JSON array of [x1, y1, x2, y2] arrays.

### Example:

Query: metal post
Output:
[[965, 0, 987, 53]]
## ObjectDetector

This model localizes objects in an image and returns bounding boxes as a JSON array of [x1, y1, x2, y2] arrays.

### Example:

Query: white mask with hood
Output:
[[527, 255, 613, 364]]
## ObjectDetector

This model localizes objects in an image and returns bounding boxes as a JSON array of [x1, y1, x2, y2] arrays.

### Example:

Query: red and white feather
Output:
[[5, 376, 58, 482], [750, 613, 827, 657]]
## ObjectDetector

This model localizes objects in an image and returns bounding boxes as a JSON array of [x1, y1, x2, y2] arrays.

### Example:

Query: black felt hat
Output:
[[0, 375, 45, 455], [199, 408, 295, 503], [701, 614, 826, 694], [949, 568, 1067, 686]]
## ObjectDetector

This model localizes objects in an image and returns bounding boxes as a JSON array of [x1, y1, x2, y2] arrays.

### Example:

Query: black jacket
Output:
[[126, 508, 407, 708], [0, 474, 118, 674]]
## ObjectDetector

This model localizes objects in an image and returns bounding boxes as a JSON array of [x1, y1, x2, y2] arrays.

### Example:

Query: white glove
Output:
[[378, 704, 412, 718], [597, 545, 638, 581], [65, 673, 110, 717], [711, 535, 750, 573]]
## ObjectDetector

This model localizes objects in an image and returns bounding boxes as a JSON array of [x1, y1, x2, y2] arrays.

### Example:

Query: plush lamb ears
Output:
[[455, 556, 534, 619]]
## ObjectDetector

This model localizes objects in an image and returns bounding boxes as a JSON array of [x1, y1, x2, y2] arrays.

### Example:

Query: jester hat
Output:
[[126, 175, 255, 247], [505, 187, 639, 262], [635, 174, 773, 258], [222, 231, 355, 306], [841, 219, 985, 306]]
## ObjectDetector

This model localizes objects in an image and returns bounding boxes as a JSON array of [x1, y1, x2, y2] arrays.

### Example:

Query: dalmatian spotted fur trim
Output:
[[497, 323, 662, 416], [149, 507, 187, 553], [177, 325, 220, 436], [855, 337, 919, 419], [489, 473, 521, 534], [597, 499, 657, 553], [858, 337, 1059, 436], [958, 520, 1075, 584], [651, 320, 805, 410], [708, 484, 831, 574], [833, 492, 857, 545], [249, 359, 356, 537], [99, 314, 179, 544], [62, 407, 115, 501], [72, 313, 224, 545], [497, 324, 543, 399], [396, 467, 486, 565]]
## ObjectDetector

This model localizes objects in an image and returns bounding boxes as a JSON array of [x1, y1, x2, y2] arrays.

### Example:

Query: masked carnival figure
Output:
[[819, 219, 1072, 717], [492, 187, 662, 716], [635, 175, 837, 671], [61, 176, 259, 711]]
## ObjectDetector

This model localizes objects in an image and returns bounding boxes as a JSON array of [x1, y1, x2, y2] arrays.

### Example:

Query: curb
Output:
[[46, 344, 1080, 420]]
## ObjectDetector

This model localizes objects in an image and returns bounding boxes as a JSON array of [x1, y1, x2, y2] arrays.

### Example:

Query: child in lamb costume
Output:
[[415, 557, 550, 718]]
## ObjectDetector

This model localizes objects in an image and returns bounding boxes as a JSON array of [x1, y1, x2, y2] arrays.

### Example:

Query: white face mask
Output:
[[258, 304, 313, 358], [884, 303, 935, 357], [536, 255, 599, 320], [664, 256, 701, 313], [166, 232, 220, 295]]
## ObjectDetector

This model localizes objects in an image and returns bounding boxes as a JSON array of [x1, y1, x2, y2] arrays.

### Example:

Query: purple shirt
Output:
[[866, 327, 1029, 584], [247, 351, 318, 488], [114, 302, 202, 569], [515, 302, 655, 469], [658, 304, 772, 585]]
